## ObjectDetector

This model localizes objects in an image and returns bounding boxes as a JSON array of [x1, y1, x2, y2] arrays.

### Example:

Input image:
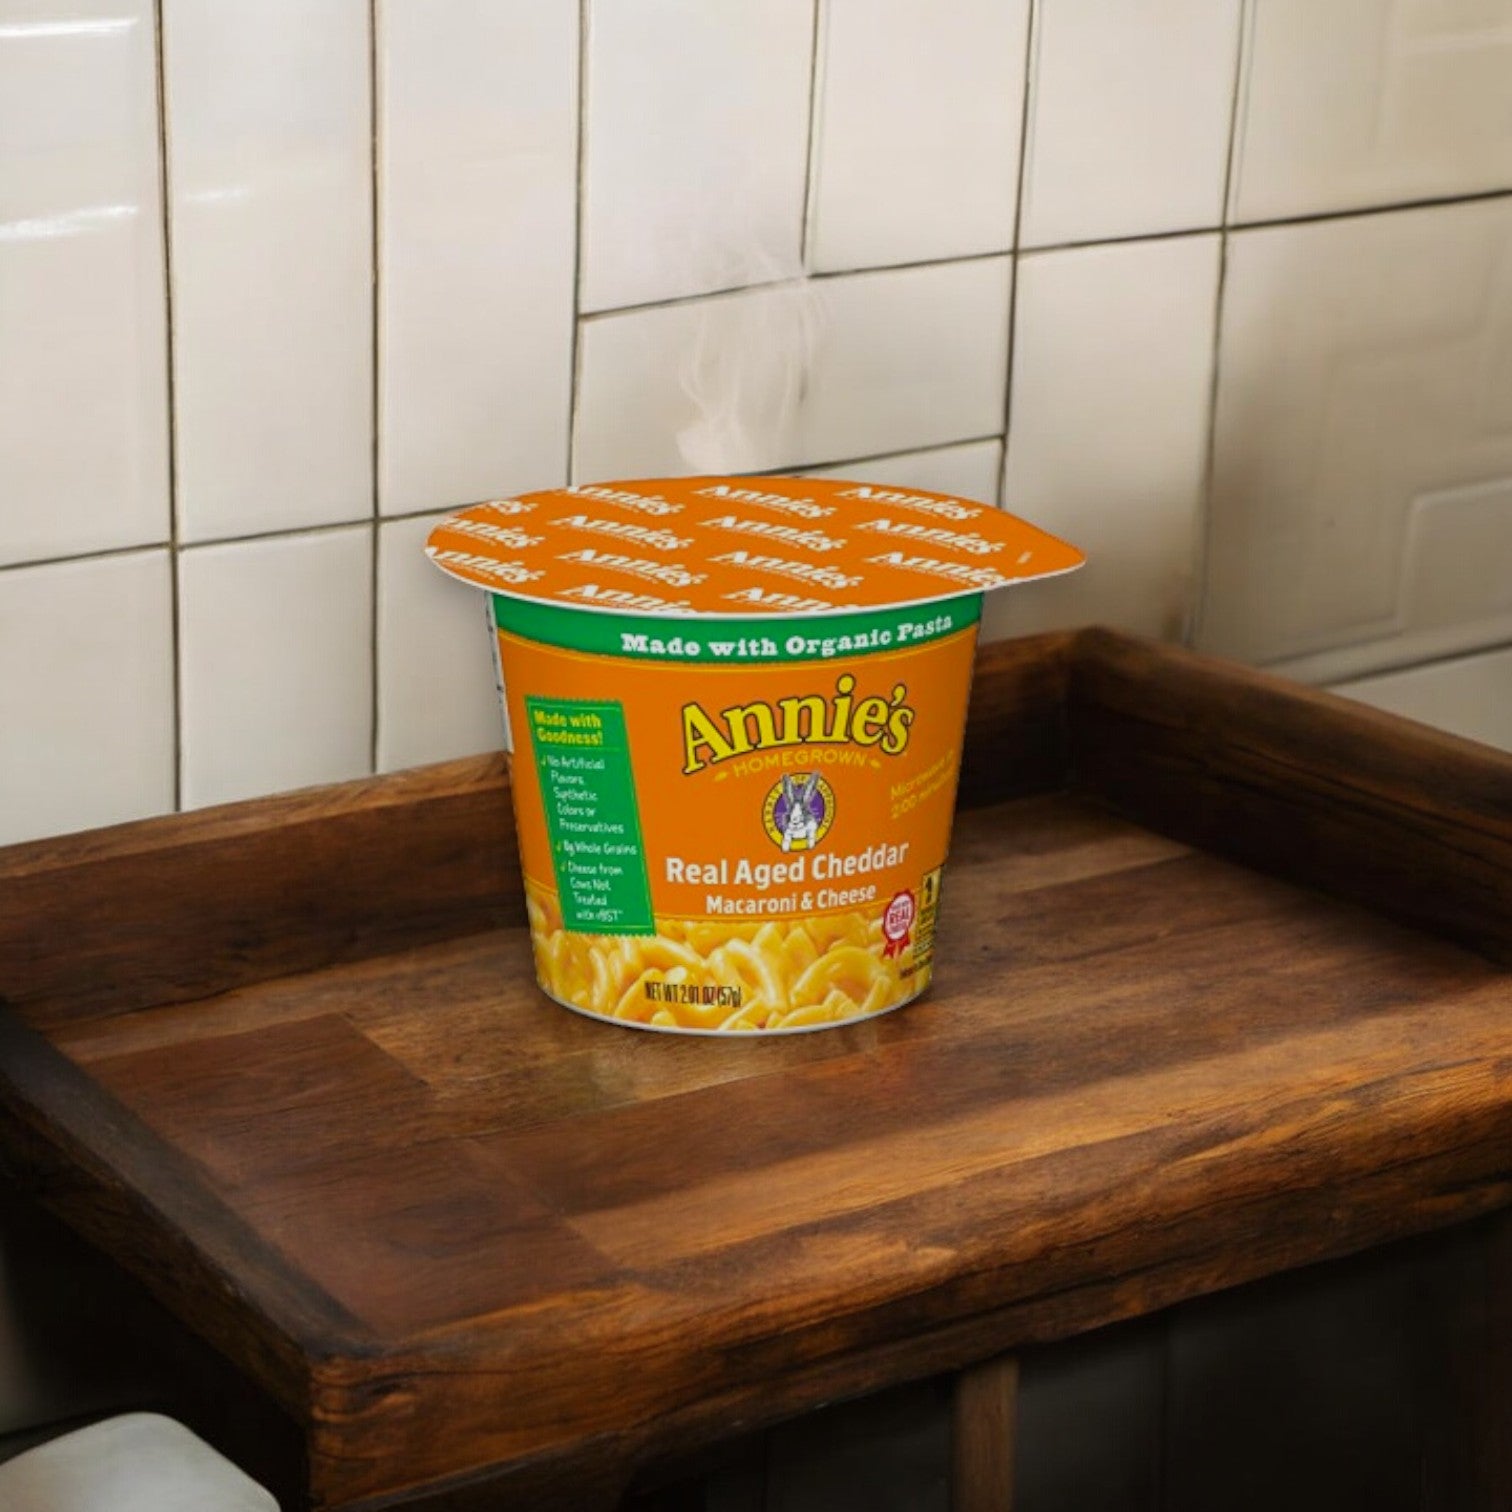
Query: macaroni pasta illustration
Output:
[[526, 879, 912, 1031]]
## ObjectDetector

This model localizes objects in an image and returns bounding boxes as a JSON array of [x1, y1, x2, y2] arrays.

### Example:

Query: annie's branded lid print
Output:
[[424, 475, 1084, 617]]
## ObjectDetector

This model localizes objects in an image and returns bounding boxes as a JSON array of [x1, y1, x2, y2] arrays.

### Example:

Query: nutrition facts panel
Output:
[[524, 696, 655, 934]]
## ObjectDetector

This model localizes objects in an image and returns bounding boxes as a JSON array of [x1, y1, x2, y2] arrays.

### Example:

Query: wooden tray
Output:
[[2, 628, 1511, 1510]]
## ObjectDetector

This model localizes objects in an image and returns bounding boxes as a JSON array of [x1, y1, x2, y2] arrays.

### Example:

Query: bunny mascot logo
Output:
[[763, 772, 835, 852]]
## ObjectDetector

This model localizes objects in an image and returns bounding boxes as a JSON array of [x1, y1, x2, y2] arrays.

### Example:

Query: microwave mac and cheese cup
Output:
[[426, 476, 1083, 1034]]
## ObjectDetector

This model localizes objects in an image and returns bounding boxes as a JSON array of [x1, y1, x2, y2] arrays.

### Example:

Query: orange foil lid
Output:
[[425, 476, 1084, 618]]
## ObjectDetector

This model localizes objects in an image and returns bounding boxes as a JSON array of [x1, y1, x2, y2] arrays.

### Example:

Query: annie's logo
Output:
[[681, 674, 914, 775]]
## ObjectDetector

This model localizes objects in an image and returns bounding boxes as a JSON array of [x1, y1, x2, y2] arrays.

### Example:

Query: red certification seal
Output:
[[882, 889, 916, 959]]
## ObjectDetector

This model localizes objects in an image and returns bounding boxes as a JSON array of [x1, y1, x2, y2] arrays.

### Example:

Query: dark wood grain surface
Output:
[[953, 1356, 1019, 1512], [1073, 628, 1512, 963], [0, 754, 520, 1029], [0, 630, 1509, 1509]]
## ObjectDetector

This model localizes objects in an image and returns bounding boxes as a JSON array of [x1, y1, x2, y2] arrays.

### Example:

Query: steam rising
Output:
[[675, 244, 827, 476]]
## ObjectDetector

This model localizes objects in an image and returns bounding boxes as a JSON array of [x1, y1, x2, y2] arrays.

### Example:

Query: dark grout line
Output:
[[7, 431, 1012, 579], [798, 0, 824, 271], [576, 185, 1512, 328], [1188, 0, 1251, 651], [581, 272, 805, 321], [1018, 221, 1224, 257], [376, 504, 476, 527], [808, 245, 1011, 281], [152, 0, 184, 812], [1018, 186, 1512, 260], [177, 519, 374, 552], [995, 0, 1039, 510], [0, 541, 172, 577], [1221, 0, 1255, 228], [1, 518, 426, 582], [756, 433, 1005, 479], [1230, 181, 1512, 234], [565, 0, 590, 487], [385, 436, 1010, 508], [579, 246, 1015, 324], [367, 0, 382, 778], [22, 153, 1508, 555]]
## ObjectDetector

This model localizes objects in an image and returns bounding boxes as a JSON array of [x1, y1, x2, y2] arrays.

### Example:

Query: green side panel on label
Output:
[[494, 595, 981, 664], [525, 696, 655, 936]]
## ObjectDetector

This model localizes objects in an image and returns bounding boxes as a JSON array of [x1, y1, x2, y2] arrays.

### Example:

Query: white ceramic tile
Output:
[[1334, 645, 1512, 753], [376, 514, 504, 772], [1231, 0, 1512, 224], [1199, 198, 1512, 678], [1020, 0, 1240, 248], [985, 235, 1219, 644], [165, 0, 372, 541], [0, 551, 173, 845], [580, 0, 813, 312], [808, 0, 1026, 272], [574, 257, 1011, 479], [179, 528, 372, 807], [378, 1, 576, 516], [0, 1414, 278, 1512], [0, 1, 169, 565], [806, 439, 1003, 505]]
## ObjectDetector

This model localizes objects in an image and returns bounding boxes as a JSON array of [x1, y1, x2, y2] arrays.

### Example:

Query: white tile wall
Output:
[[987, 235, 1220, 643], [807, 0, 1027, 272], [1020, 0, 1240, 248], [376, 513, 503, 773], [807, 439, 1004, 504], [0, 1, 169, 566], [165, 0, 372, 542], [178, 528, 372, 808], [4, 3, 1512, 844], [377, 0, 577, 515], [574, 257, 1011, 479], [580, 0, 814, 313], [1334, 645, 1512, 754], [1199, 196, 1512, 680], [1231, 0, 1512, 225], [0, 550, 174, 846]]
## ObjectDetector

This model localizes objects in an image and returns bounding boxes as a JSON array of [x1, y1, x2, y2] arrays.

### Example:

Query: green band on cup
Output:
[[491, 595, 981, 665]]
